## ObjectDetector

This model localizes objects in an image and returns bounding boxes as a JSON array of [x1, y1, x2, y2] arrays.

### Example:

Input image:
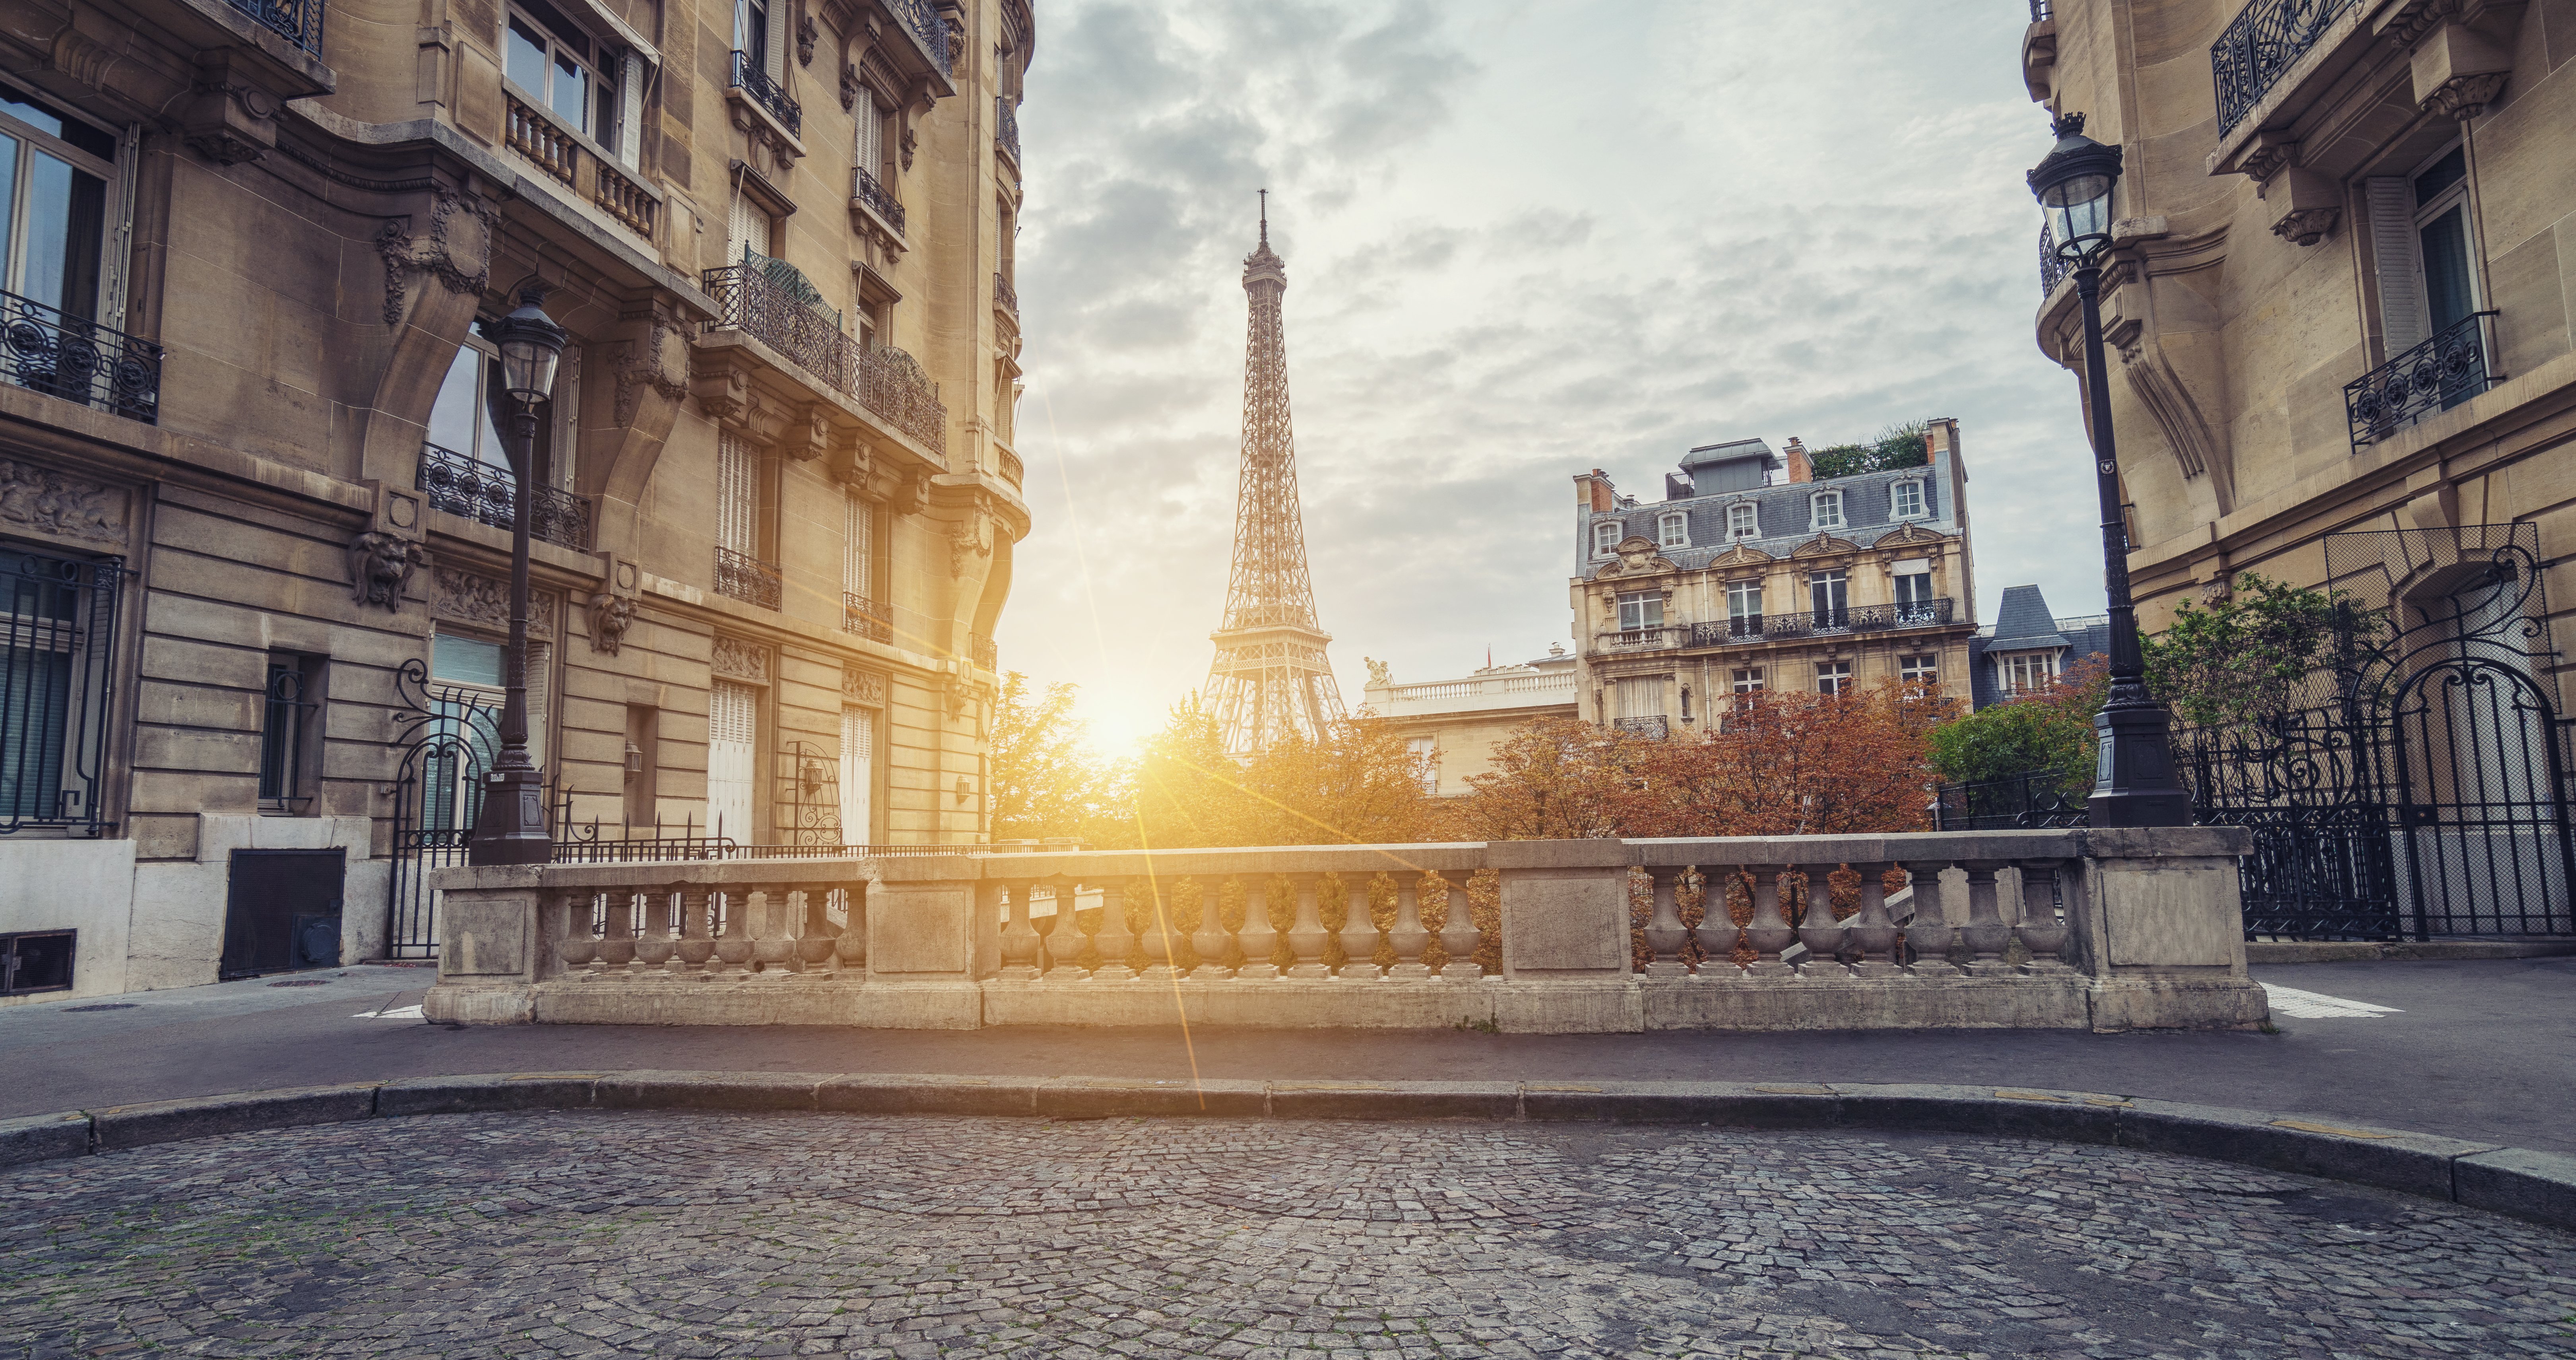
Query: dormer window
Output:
[[1726, 502, 1758, 540], [1592, 520, 1620, 558], [1810, 490, 1845, 531], [1657, 511, 1689, 549], [1891, 479, 1926, 519]]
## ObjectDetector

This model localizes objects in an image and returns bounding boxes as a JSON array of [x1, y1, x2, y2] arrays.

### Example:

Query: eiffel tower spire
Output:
[[1203, 194, 1344, 754]]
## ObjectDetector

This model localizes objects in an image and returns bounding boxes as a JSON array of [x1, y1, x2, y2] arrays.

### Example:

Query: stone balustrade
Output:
[[423, 829, 2266, 1033]]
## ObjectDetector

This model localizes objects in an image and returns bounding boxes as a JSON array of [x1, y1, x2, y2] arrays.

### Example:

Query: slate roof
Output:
[[1987, 585, 2070, 650], [1966, 583, 2112, 709], [1578, 453, 1956, 575]]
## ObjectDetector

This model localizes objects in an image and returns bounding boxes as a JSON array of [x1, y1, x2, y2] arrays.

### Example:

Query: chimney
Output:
[[1926, 417, 1961, 462], [1575, 468, 1617, 511], [1783, 438, 1812, 484]]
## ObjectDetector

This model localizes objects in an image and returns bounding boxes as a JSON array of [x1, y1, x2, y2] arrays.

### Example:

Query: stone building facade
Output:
[[2022, 0, 2575, 664], [1358, 649, 1579, 797], [0, 0, 1033, 1002], [1569, 420, 1980, 736], [1967, 584, 2112, 710]]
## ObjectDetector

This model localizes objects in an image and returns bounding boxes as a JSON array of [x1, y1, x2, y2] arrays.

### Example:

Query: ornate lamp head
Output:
[[482, 286, 569, 408], [2027, 112, 2125, 266]]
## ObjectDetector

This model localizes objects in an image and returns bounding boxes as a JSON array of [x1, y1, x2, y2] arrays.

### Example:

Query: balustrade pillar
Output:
[[1035, 879, 1077, 979], [1436, 877, 1482, 981], [1091, 880, 1139, 981], [1285, 875, 1333, 979], [2015, 861, 2074, 972], [1694, 868, 1740, 977], [557, 890, 598, 975], [1900, 862, 1958, 977], [1741, 865, 1797, 977], [1386, 878, 1432, 980], [1847, 861, 1901, 977], [1645, 868, 1690, 976], [1236, 878, 1282, 980], [1959, 862, 2013, 975], [597, 892, 636, 972], [634, 889, 677, 971], [752, 885, 795, 974], [1338, 877, 1381, 979], [834, 884, 869, 973], [674, 883, 716, 974], [1189, 880, 1235, 981], [1794, 863, 1849, 976], [713, 887, 754, 975], [999, 880, 1043, 980], [1137, 881, 1179, 982]]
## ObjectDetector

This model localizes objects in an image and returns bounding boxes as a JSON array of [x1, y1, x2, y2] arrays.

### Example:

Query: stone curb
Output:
[[2246, 940, 2576, 964], [3, 1074, 2566, 1232]]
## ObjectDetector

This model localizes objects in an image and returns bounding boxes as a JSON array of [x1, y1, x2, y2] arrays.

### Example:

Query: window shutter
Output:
[[718, 434, 757, 555], [618, 52, 644, 169], [707, 680, 758, 841], [2367, 177, 2427, 356], [727, 192, 762, 264], [854, 96, 881, 180], [838, 705, 873, 845], [844, 488, 872, 596], [764, 8, 785, 84]]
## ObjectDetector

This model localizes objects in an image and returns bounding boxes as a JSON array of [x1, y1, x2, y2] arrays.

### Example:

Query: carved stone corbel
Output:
[[181, 54, 283, 165], [892, 470, 927, 515], [796, 10, 818, 65], [947, 507, 994, 577], [614, 309, 690, 428], [786, 403, 834, 462], [2267, 168, 2340, 246], [826, 433, 874, 488], [689, 352, 752, 423], [588, 593, 636, 654], [2411, 19, 2512, 119], [374, 185, 499, 327]]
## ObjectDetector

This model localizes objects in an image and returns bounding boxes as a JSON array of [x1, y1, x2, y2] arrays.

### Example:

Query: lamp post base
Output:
[[2087, 693, 2192, 828], [467, 765, 554, 865]]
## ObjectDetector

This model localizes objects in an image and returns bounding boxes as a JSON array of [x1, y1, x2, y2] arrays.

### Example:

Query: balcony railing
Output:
[[1612, 716, 1670, 740], [1597, 626, 1679, 651], [969, 633, 997, 670], [888, 0, 950, 77], [995, 95, 1020, 164], [703, 261, 948, 455], [714, 546, 781, 610], [2029, 0, 2052, 18], [0, 292, 162, 424], [417, 442, 592, 550], [1690, 599, 1957, 647], [501, 91, 657, 240], [993, 272, 1017, 316], [853, 167, 906, 236], [844, 592, 892, 643], [2039, 223, 2070, 299], [729, 50, 803, 136], [2211, 0, 2362, 134], [229, 0, 323, 54], [2345, 312, 2500, 452], [995, 446, 1023, 489]]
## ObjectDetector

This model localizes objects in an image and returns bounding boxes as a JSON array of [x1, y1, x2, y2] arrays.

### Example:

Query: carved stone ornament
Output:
[[947, 511, 994, 576], [0, 460, 127, 545], [2270, 207, 2340, 247], [900, 124, 917, 171], [2422, 72, 2508, 120], [374, 186, 499, 326], [433, 566, 556, 635], [2201, 577, 2233, 606], [840, 62, 860, 111], [712, 634, 768, 682], [844, 663, 887, 705], [615, 315, 689, 427], [182, 76, 282, 166], [347, 531, 430, 612], [588, 593, 636, 655], [797, 12, 819, 65], [1364, 657, 1391, 686], [892, 470, 927, 515]]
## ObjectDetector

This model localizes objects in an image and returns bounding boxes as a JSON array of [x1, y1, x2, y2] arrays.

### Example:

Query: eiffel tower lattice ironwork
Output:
[[1203, 195, 1345, 754]]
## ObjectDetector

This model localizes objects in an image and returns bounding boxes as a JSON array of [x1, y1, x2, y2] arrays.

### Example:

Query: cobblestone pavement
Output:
[[5, 1113, 2574, 1359]]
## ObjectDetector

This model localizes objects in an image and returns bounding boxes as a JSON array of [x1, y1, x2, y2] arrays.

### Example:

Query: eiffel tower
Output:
[[1203, 194, 1345, 754]]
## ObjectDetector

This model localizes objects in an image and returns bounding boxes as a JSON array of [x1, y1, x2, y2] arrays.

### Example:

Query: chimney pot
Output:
[[1783, 438, 1812, 485]]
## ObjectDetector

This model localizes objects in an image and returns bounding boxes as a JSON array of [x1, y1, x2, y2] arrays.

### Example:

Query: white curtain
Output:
[[839, 705, 874, 847], [708, 680, 757, 841], [717, 434, 757, 555], [844, 488, 872, 596]]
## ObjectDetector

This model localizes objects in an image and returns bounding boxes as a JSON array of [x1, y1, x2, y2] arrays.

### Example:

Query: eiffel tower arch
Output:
[[1203, 197, 1346, 754]]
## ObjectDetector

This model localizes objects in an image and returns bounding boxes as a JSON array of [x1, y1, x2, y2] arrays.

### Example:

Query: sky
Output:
[[1000, 0, 2104, 753]]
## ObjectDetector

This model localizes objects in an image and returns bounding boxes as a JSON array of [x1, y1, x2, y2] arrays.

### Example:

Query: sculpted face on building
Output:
[[0, 0, 1037, 1001]]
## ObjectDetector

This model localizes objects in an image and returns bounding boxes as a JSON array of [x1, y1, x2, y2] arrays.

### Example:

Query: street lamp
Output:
[[2028, 113, 2191, 828], [466, 285, 569, 865]]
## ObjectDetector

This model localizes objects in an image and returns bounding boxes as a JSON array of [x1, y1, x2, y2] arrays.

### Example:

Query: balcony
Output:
[[2345, 312, 2500, 451], [2038, 224, 2070, 300], [502, 91, 658, 241], [729, 50, 802, 138], [1596, 626, 1680, 652], [993, 272, 1017, 317], [229, 0, 322, 54], [995, 95, 1020, 165], [417, 442, 592, 550], [852, 167, 906, 239], [1612, 716, 1670, 740], [702, 259, 948, 457], [1686, 599, 1958, 648], [2210, 0, 2365, 134], [716, 546, 782, 610], [970, 633, 997, 670], [887, 0, 952, 79], [0, 292, 163, 424], [844, 592, 892, 643]]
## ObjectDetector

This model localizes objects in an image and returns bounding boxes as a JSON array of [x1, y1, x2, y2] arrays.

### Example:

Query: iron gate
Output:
[[384, 657, 499, 959]]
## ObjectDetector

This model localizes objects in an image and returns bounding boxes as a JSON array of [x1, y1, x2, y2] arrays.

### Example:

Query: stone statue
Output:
[[1364, 657, 1391, 687], [346, 531, 427, 612], [589, 593, 636, 655]]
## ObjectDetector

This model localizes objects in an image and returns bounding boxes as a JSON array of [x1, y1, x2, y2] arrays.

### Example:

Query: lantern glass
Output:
[[499, 336, 559, 404], [2045, 173, 2114, 247]]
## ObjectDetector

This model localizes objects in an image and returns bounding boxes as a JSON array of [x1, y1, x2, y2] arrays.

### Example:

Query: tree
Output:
[[1924, 655, 2108, 793], [1625, 682, 1959, 837], [2143, 573, 2381, 729], [1808, 421, 1931, 480], [1116, 700, 1441, 849], [1444, 716, 1645, 841], [986, 671, 1120, 842]]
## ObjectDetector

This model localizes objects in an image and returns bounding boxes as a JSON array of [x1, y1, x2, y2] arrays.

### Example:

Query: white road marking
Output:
[[353, 1004, 425, 1020], [2260, 984, 2404, 1019]]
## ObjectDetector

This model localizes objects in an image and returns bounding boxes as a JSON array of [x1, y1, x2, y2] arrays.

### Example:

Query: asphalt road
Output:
[[4, 957, 2567, 1153]]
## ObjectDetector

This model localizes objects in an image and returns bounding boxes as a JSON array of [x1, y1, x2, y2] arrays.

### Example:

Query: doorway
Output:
[[221, 848, 345, 978]]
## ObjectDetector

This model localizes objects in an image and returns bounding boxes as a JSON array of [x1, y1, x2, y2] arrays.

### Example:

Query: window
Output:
[[1731, 668, 1764, 693], [1891, 480, 1926, 519], [0, 929, 73, 995], [1816, 660, 1851, 695], [506, 6, 623, 150], [258, 655, 324, 814], [733, 0, 781, 83], [1900, 654, 1938, 685], [1726, 502, 1758, 540], [838, 704, 874, 845], [623, 704, 659, 830], [718, 433, 760, 557], [854, 90, 892, 196], [0, 86, 120, 330], [1809, 569, 1848, 628], [1726, 579, 1762, 637], [1616, 591, 1663, 632], [1615, 676, 1665, 718], [727, 192, 774, 268], [1406, 736, 1437, 794], [1591, 520, 1620, 558], [2369, 142, 2484, 369], [1, 546, 121, 835], [1678, 685, 1692, 722], [1998, 651, 2057, 696], [1657, 511, 1689, 550], [427, 336, 508, 468], [709, 678, 758, 840], [1810, 490, 1844, 531], [414, 630, 548, 843]]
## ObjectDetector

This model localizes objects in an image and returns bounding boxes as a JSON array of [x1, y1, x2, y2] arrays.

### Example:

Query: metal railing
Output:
[[416, 442, 592, 550], [993, 271, 1017, 316], [0, 549, 122, 837], [2344, 311, 2500, 452], [853, 166, 906, 235], [229, 0, 323, 54], [1932, 770, 2089, 832], [2211, 0, 2362, 134], [2029, 0, 2052, 18], [1612, 716, 1670, 740], [844, 592, 892, 643], [257, 662, 317, 813], [2039, 223, 2071, 298], [702, 263, 948, 455], [0, 291, 162, 424], [995, 95, 1020, 163], [1689, 599, 1956, 647], [729, 50, 803, 136], [888, 0, 951, 77], [855, 342, 946, 453], [715, 546, 782, 610], [555, 835, 978, 865], [970, 633, 997, 670]]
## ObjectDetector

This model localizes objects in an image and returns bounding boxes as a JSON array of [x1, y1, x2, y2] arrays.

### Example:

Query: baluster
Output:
[[557, 890, 598, 974], [1285, 874, 1333, 979], [797, 886, 837, 971], [1091, 879, 1138, 981], [1742, 865, 1797, 977], [1900, 861, 1958, 977], [1338, 876, 1381, 979], [1847, 860, 1901, 977], [633, 887, 677, 971], [2015, 860, 2074, 972], [675, 882, 716, 975], [1137, 880, 1179, 982], [751, 884, 794, 975], [1694, 867, 1740, 977], [1793, 862, 1849, 976], [1644, 867, 1690, 976], [1236, 877, 1281, 980], [999, 879, 1043, 980], [1386, 876, 1432, 980], [1959, 861, 2012, 975], [1437, 875, 1482, 980], [713, 886, 754, 975], [597, 891, 637, 972], [1034, 878, 1076, 979], [1189, 878, 1235, 981], [835, 884, 869, 974]]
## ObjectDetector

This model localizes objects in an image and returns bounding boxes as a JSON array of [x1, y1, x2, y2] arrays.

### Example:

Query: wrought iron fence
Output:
[[1689, 598, 1954, 647], [2344, 311, 2499, 451], [853, 166, 906, 235], [0, 291, 161, 424], [729, 49, 802, 135], [716, 545, 782, 610], [229, 0, 324, 53], [415, 442, 592, 549], [995, 95, 1020, 163], [844, 592, 892, 643], [2039, 223, 2070, 298], [1932, 770, 2089, 832], [887, 0, 951, 76], [1613, 716, 1670, 740], [2211, 0, 2361, 133], [855, 343, 947, 452], [0, 548, 122, 836]]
